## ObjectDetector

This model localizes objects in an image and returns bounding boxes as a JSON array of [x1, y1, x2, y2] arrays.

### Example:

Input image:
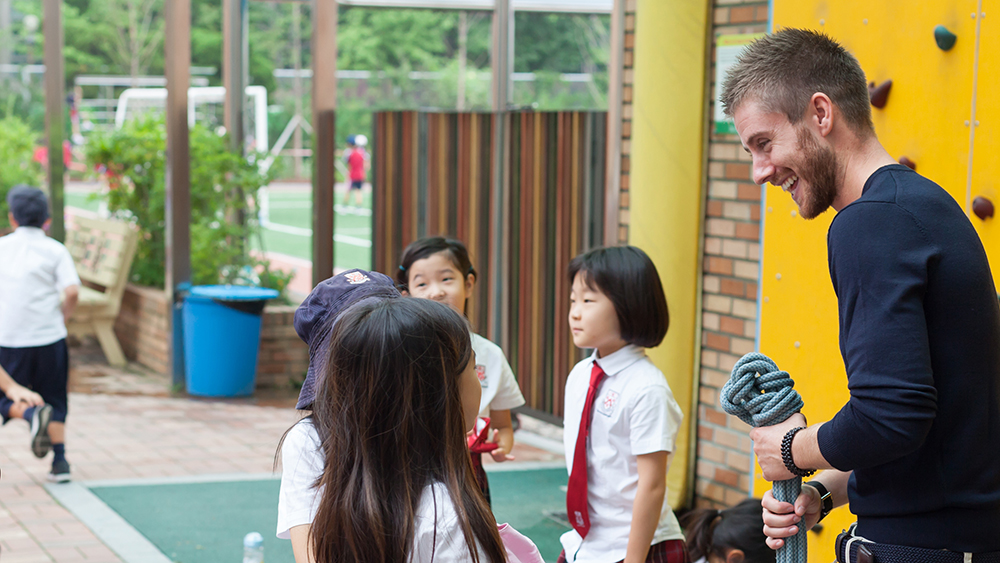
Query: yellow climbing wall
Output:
[[762, 2, 998, 561], [971, 7, 1000, 284]]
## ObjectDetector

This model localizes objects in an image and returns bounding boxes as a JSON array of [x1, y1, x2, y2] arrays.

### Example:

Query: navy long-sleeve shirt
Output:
[[816, 165, 1000, 551]]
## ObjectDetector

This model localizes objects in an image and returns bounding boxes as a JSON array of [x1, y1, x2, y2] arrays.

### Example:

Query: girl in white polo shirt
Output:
[[562, 246, 687, 563], [398, 237, 526, 505], [280, 297, 511, 563]]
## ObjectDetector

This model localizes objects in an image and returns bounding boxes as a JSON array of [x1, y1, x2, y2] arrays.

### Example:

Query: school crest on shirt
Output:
[[476, 364, 488, 387], [344, 271, 369, 284], [597, 390, 619, 417]]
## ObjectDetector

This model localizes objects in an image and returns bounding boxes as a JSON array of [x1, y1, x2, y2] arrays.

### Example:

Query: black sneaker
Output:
[[48, 459, 71, 483], [30, 404, 53, 458]]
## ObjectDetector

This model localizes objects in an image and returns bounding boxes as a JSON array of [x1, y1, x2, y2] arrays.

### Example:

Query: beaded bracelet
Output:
[[781, 426, 816, 478]]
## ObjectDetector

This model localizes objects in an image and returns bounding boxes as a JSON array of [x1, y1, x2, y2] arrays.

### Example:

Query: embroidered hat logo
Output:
[[344, 272, 370, 284]]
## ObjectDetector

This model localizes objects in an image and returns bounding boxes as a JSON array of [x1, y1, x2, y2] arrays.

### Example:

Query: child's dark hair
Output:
[[567, 245, 669, 348], [680, 498, 774, 563], [396, 236, 478, 290], [310, 298, 506, 563], [6, 184, 50, 228]]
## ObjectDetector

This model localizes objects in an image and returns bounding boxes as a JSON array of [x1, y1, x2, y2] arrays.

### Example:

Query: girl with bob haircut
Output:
[[560, 245, 686, 563], [567, 245, 669, 348], [285, 297, 509, 563]]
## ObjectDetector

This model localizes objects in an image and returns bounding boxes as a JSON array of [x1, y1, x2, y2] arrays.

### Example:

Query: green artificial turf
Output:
[[65, 192, 102, 213], [488, 467, 572, 560], [89, 468, 569, 563], [254, 191, 372, 271], [64, 186, 373, 271], [90, 480, 294, 563]]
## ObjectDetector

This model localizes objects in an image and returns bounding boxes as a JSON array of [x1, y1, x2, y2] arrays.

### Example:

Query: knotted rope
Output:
[[720, 352, 806, 563]]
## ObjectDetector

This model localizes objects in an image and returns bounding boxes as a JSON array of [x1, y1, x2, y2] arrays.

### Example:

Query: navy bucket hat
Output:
[[294, 269, 400, 409]]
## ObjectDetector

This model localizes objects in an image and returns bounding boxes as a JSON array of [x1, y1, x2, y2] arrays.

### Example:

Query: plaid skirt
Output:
[[556, 539, 688, 563]]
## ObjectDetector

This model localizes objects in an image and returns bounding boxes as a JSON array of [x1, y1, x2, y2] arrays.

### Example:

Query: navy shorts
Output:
[[350, 180, 364, 190], [0, 339, 69, 423]]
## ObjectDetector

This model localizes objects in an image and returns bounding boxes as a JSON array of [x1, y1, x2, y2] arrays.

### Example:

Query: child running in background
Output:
[[0, 185, 80, 482], [279, 285, 520, 562], [561, 246, 686, 563], [680, 499, 774, 563], [397, 236, 525, 505], [341, 134, 369, 208]]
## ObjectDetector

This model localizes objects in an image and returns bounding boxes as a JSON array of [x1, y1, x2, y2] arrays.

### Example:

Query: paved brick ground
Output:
[[0, 339, 563, 562]]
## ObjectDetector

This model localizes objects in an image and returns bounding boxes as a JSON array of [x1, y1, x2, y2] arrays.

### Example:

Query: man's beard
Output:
[[795, 126, 839, 219]]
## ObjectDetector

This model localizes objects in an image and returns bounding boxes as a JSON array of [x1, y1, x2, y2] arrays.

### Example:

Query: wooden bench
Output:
[[65, 216, 139, 367]]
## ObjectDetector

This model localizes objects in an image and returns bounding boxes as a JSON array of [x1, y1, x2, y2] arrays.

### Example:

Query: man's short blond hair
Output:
[[720, 28, 874, 137]]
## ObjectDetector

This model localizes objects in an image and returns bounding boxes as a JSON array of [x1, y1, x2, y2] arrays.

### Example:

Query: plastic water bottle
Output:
[[243, 532, 264, 563]]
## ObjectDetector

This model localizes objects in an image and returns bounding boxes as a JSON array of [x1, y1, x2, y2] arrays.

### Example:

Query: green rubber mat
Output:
[[89, 467, 569, 563], [489, 468, 571, 559], [90, 480, 295, 563]]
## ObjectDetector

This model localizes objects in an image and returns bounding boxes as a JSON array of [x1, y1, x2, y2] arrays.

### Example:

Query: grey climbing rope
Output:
[[719, 352, 807, 563]]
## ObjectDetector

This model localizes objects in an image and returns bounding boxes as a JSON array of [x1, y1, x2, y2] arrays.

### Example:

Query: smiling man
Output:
[[720, 29, 1000, 563]]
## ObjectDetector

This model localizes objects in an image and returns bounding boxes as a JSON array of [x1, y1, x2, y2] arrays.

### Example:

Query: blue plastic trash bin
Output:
[[183, 285, 280, 397]]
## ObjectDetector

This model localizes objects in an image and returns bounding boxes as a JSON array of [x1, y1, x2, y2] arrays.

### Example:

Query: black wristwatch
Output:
[[805, 480, 834, 523]]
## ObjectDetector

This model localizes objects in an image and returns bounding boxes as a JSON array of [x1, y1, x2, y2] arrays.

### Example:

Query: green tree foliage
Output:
[[84, 116, 292, 294], [190, 0, 222, 82], [512, 12, 609, 108], [337, 8, 459, 71], [514, 13, 608, 73], [15, 0, 166, 78], [10, 1, 605, 104], [5, 1, 608, 176], [0, 116, 46, 230]]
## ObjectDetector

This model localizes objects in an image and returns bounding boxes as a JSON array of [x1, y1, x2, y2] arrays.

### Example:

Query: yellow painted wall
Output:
[[971, 6, 1000, 282], [630, 0, 709, 508], [763, 2, 998, 561]]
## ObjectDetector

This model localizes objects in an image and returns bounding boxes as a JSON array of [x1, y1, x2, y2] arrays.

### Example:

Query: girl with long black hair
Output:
[[279, 296, 511, 563]]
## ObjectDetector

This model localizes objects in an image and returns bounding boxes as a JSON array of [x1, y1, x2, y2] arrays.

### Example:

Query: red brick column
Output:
[[608, 0, 767, 508], [257, 306, 310, 389], [616, 0, 636, 243], [694, 0, 769, 508]]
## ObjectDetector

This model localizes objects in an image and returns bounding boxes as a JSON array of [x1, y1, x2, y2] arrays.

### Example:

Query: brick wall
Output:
[[115, 284, 171, 375], [257, 306, 310, 389], [114, 285, 308, 390], [694, 0, 769, 508], [616, 0, 636, 243]]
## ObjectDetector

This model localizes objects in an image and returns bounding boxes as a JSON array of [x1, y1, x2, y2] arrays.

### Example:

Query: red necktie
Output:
[[566, 361, 607, 538]]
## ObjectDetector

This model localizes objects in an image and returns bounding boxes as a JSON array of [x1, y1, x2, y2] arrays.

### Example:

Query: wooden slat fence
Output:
[[373, 111, 607, 416]]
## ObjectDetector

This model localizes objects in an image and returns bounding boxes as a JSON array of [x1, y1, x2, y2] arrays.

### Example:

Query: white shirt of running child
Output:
[[0, 227, 81, 348], [471, 333, 526, 419], [560, 344, 685, 563], [277, 418, 491, 561]]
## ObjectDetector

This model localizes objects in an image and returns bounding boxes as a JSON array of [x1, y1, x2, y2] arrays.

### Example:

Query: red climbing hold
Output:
[[869, 80, 892, 109], [973, 196, 995, 220]]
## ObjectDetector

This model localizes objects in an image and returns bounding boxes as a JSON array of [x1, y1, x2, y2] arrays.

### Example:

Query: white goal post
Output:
[[115, 85, 269, 154]]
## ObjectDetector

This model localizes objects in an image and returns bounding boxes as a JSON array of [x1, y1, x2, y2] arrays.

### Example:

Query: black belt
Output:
[[836, 525, 1000, 563]]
